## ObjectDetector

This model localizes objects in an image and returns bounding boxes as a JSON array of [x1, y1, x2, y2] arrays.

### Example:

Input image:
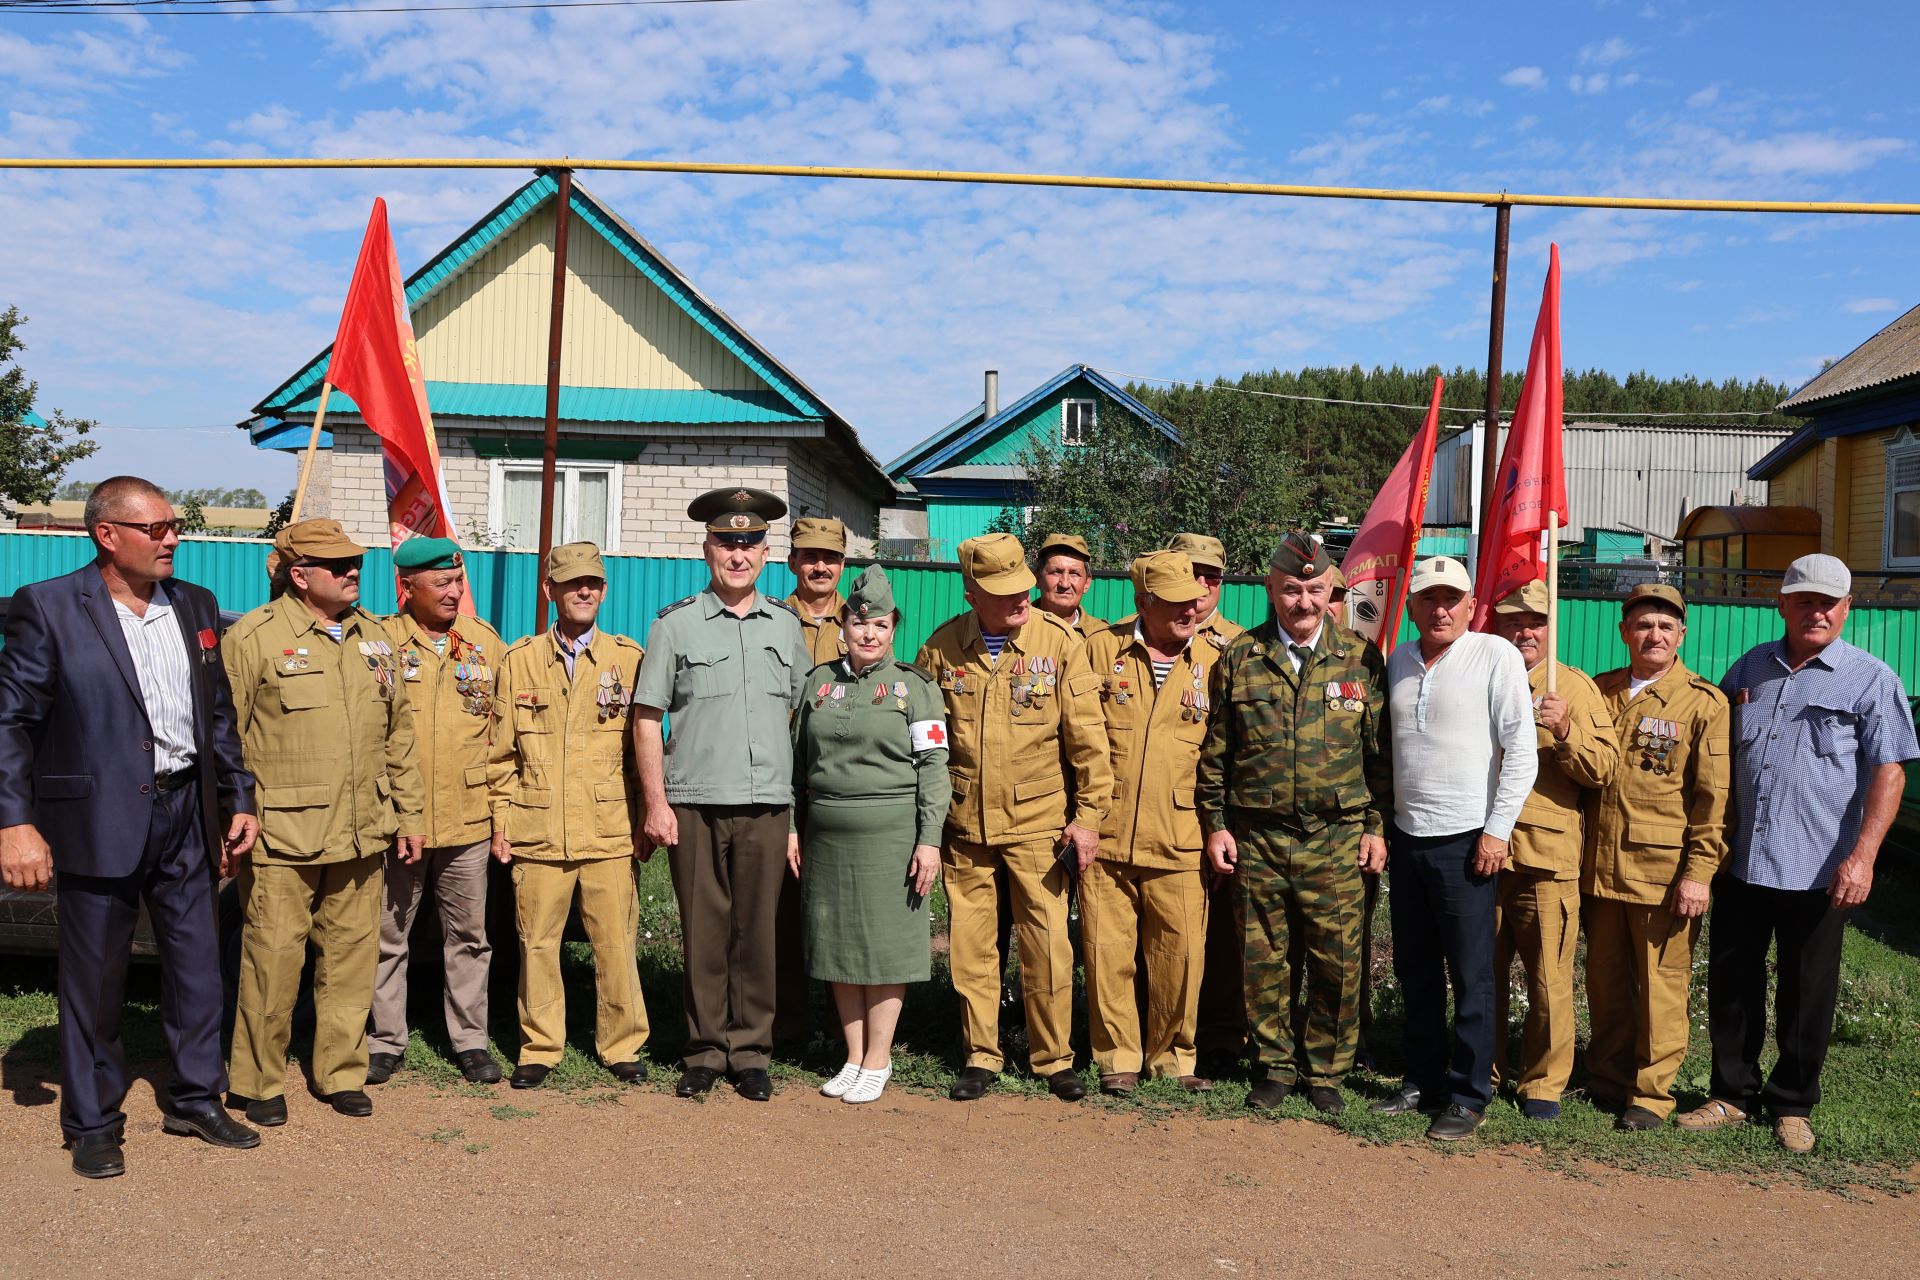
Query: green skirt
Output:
[[801, 797, 931, 985]]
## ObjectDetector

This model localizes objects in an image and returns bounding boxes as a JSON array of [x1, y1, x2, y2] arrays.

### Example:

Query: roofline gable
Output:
[[898, 364, 1182, 479]]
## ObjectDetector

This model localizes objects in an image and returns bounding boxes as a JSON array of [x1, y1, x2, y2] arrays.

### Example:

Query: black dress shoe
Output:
[[1370, 1085, 1434, 1116], [364, 1052, 402, 1086], [162, 1107, 262, 1149], [1245, 1079, 1291, 1110], [1046, 1069, 1087, 1102], [457, 1050, 503, 1084], [510, 1063, 551, 1090], [731, 1068, 773, 1102], [69, 1133, 125, 1180], [1428, 1102, 1484, 1141], [949, 1066, 997, 1101], [1616, 1104, 1665, 1132], [1308, 1086, 1346, 1116], [230, 1094, 288, 1127], [607, 1060, 648, 1084], [676, 1066, 721, 1098], [324, 1089, 374, 1117]]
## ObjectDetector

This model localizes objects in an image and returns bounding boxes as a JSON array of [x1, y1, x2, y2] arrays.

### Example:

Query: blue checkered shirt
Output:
[[1720, 637, 1918, 891]]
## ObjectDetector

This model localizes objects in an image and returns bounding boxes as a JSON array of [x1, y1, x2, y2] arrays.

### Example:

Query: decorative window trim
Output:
[[487, 458, 625, 551], [1882, 426, 1920, 570], [1061, 399, 1096, 447]]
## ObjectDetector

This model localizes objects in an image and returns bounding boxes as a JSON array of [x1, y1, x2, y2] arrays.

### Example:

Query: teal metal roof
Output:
[[16, 409, 49, 428], [276, 381, 813, 426]]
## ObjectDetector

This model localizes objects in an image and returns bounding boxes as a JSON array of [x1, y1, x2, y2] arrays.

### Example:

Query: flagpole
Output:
[[288, 381, 334, 525], [1544, 522, 1559, 695]]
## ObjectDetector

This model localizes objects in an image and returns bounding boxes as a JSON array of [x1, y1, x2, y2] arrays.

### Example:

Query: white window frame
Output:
[[1061, 399, 1096, 447], [487, 458, 624, 551], [1883, 427, 1920, 570]]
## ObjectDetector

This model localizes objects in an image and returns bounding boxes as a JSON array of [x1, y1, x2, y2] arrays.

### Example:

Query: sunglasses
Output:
[[296, 557, 364, 576], [106, 519, 186, 540]]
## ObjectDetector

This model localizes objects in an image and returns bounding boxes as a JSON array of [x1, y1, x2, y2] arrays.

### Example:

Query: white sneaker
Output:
[[843, 1063, 892, 1105], [820, 1062, 862, 1099]]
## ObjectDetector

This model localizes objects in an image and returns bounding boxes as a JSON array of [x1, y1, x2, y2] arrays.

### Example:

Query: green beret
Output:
[[844, 564, 896, 619], [393, 536, 462, 572]]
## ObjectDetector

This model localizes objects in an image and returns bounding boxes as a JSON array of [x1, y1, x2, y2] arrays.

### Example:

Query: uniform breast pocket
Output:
[[275, 671, 329, 711], [680, 650, 732, 699], [760, 644, 793, 699], [514, 695, 552, 734], [1804, 701, 1858, 759], [1231, 685, 1275, 740]]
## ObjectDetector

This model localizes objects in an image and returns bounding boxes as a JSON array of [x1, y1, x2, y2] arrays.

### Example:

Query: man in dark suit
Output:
[[0, 475, 262, 1178]]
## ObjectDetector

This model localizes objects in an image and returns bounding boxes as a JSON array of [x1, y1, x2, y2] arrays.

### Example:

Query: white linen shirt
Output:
[[111, 582, 197, 775], [1386, 630, 1537, 840]]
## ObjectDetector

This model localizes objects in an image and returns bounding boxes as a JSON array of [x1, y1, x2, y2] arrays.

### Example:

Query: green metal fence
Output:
[[5, 531, 1915, 689]]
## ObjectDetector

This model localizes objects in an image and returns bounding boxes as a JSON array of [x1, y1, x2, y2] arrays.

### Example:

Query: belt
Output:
[[155, 766, 200, 793]]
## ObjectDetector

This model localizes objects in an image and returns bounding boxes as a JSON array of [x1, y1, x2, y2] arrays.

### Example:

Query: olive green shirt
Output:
[[636, 587, 810, 806], [793, 657, 952, 846]]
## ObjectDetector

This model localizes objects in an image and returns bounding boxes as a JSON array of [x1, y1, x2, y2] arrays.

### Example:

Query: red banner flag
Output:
[[1340, 374, 1443, 655], [1472, 243, 1567, 629], [324, 198, 472, 612]]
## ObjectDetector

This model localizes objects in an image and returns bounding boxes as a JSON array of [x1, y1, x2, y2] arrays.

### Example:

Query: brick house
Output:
[[239, 174, 894, 557]]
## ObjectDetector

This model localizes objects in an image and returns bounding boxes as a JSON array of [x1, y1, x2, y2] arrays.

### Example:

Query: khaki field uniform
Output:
[[488, 628, 649, 1068], [223, 596, 424, 1099], [786, 591, 847, 667], [369, 613, 504, 1059], [1494, 661, 1617, 1102], [1584, 660, 1730, 1117], [917, 609, 1111, 1075], [1081, 620, 1223, 1080], [779, 589, 845, 1040]]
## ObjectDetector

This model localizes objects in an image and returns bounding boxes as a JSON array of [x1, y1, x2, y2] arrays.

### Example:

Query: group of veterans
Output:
[[0, 476, 1908, 1181]]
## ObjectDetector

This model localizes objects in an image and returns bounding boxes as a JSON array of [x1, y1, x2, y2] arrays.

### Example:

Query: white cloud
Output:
[[1570, 73, 1610, 95], [1579, 38, 1639, 67], [1500, 65, 1546, 90], [1687, 85, 1720, 108], [1417, 95, 1452, 113], [1714, 131, 1910, 176], [1844, 297, 1901, 314]]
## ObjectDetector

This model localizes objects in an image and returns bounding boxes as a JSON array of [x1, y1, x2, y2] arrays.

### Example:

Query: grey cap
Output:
[[1781, 553, 1851, 597]]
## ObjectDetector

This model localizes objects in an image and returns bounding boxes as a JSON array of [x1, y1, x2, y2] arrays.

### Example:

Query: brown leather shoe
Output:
[[1178, 1075, 1214, 1093], [1616, 1104, 1665, 1132], [1099, 1071, 1139, 1096], [1676, 1099, 1748, 1131], [1774, 1115, 1816, 1153]]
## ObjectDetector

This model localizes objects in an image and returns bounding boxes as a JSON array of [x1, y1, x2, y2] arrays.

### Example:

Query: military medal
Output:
[[1116, 679, 1131, 706]]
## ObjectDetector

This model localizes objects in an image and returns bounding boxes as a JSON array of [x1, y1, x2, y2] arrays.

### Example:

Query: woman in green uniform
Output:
[[788, 565, 950, 1105]]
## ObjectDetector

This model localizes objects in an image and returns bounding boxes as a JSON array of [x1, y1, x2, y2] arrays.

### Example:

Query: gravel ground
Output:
[[2, 1065, 1916, 1279]]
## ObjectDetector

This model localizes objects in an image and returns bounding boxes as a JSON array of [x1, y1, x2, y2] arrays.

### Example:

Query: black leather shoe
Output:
[[1308, 1086, 1345, 1116], [676, 1066, 720, 1098], [1046, 1069, 1087, 1102], [364, 1052, 402, 1086], [69, 1133, 125, 1179], [607, 1060, 648, 1085], [230, 1094, 288, 1127], [949, 1066, 997, 1101], [457, 1050, 503, 1084], [162, 1107, 261, 1149], [1370, 1085, 1432, 1116], [510, 1063, 551, 1090], [325, 1089, 374, 1117], [1428, 1102, 1484, 1141], [1245, 1079, 1291, 1110], [731, 1068, 773, 1101], [1616, 1105, 1665, 1132]]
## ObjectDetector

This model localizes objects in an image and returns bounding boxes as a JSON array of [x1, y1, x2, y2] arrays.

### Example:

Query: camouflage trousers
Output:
[[1233, 817, 1366, 1087]]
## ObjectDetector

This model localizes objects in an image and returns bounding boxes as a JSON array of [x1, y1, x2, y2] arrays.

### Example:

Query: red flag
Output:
[[1340, 375, 1443, 655], [1472, 244, 1567, 629], [324, 198, 472, 613]]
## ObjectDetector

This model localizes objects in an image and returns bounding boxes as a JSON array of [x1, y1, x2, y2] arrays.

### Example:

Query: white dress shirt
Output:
[[111, 582, 197, 775], [1386, 630, 1537, 841]]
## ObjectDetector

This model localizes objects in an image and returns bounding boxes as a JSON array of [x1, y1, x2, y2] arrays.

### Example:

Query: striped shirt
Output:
[[111, 583, 197, 775], [1720, 637, 1919, 891], [980, 632, 1008, 662]]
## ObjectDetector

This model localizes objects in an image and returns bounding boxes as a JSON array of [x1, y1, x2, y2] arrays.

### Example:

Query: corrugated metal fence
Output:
[[7, 530, 1919, 688]]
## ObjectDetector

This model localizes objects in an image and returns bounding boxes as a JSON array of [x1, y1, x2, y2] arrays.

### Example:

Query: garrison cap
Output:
[[1408, 556, 1472, 596], [844, 564, 897, 620], [545, 541, 606, 584], [1269, 531, 1336, 580], [393, 536, 462, 573], [1131, 550, 1205, 604], [1494, 579, 1551, 616], [689, 486, 786, 542], [282, 518, 367, 562], [790, 516, 847, 553], [1623, 582, 1687, 620], [1037, 532, 1092, 563], [1166, 532, 1225, 572], [959, 532, 1037, 595]]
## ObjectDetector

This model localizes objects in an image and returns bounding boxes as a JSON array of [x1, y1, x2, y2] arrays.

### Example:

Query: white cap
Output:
[[1408, 555, 1473, 596], [1781, 553, 1851, 598]]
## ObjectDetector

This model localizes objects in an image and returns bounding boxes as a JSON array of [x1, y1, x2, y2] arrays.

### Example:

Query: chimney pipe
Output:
[[984, 369, 999, 421]]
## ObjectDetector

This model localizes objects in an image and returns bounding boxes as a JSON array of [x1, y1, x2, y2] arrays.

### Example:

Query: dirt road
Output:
[[2, 1069, 1911, 1279]]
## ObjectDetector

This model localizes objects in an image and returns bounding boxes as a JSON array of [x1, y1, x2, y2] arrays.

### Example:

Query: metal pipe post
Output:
[[1478, 203, 1512, 556], [534, 166, 573, 635]]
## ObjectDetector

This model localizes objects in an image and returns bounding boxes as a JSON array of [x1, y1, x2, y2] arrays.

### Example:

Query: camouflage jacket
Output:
[[1196, 618, 1392, 838]]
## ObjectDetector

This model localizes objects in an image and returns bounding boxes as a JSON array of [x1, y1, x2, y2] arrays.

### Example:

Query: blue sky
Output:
[[3, 0, 1918, 496]]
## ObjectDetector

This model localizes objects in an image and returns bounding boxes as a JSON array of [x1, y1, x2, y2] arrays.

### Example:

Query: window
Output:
[[1061, 399, 1096, 447], [1884, 428, 1920, 569], [488, 460, 622, 551]]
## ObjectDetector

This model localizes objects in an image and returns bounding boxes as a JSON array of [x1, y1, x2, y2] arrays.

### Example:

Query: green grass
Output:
[[4, 851, 1915, 1195]]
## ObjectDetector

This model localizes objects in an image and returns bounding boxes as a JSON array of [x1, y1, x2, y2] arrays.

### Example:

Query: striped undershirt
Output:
[[981, 632, 1008, 662], [110, 582, 197, 775]]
